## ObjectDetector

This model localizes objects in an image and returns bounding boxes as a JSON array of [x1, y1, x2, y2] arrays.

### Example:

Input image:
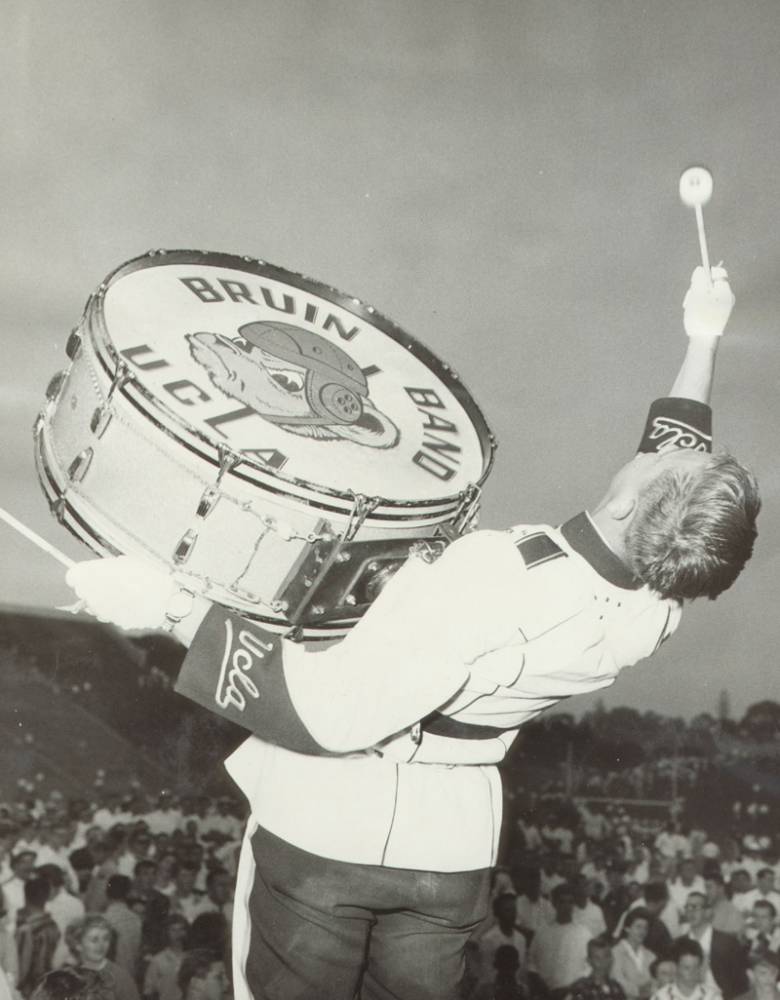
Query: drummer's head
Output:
[[591, 448, 760, 601]]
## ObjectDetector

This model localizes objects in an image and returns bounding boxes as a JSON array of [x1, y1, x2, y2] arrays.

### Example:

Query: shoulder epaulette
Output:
[[514, 531, 566, 569]]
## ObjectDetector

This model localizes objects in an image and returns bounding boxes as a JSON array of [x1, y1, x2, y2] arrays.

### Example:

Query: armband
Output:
[[636, 397, 712, 454]]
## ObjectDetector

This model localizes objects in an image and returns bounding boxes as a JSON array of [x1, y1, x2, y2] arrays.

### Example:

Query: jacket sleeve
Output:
[[175, 547, 472, 755]]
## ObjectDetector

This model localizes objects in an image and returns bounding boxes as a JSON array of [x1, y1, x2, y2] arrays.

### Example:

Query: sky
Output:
[[1, 0, 778, 720]]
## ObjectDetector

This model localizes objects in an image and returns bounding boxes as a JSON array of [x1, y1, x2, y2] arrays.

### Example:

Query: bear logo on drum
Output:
[[187, 321, 400, 448]]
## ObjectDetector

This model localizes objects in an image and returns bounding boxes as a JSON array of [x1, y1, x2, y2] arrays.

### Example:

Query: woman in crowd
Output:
[[66, 916, 139, 1000], [176, 951, 229, 1000], [611, 909, 656, 999]]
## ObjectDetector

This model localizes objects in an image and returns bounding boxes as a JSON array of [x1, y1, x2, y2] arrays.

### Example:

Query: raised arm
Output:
[[669, 265, 734, 403]]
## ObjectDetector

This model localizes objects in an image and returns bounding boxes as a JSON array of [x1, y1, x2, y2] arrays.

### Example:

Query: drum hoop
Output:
[[85, 249, 498, 510]]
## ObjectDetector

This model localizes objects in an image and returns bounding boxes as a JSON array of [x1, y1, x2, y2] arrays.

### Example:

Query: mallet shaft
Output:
[[0, 506, 75, 569], [694, 203, 712, 283]]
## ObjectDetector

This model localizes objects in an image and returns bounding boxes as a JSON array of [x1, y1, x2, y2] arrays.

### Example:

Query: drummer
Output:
[[67, 266, 760, 1000]]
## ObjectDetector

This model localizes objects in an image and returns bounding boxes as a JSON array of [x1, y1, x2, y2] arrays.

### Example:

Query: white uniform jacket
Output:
[[176, 396, 710, 872]]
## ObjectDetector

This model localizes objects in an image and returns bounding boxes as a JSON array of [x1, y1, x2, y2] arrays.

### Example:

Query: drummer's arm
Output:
[[175, 551, 471, 755]]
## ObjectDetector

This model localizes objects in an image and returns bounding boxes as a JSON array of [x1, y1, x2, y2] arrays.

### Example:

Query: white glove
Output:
[[65, 556, 187, 631], [683, 265, 735, 338]]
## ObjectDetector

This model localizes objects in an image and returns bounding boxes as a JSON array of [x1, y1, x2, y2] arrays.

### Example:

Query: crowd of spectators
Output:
[[463, 800, 780, 999], [0, 787, 243, 1000], [4, 780, 780, 1000]]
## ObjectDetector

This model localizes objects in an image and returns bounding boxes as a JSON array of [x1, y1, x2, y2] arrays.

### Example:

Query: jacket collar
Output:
[[560, 512, 643, 591]]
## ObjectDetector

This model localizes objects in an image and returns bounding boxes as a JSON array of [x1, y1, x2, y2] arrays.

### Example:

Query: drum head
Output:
[[88, 251, 495, 504]]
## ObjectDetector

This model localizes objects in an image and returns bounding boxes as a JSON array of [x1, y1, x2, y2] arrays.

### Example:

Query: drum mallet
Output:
[[679, 166, 714, 284], [0, 505, 75, 569]]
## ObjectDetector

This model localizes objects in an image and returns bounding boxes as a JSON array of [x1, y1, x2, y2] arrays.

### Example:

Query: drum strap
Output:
[[421, 713, 510, 741]]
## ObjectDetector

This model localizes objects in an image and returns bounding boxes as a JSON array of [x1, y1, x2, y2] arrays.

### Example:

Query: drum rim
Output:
[[85, 248, 497, 510]]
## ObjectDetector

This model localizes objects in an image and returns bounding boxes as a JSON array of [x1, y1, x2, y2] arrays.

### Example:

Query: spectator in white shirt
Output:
[[514, 866, 554, 940], [573, 876, 607, 940], [104, 875, 142, 979], [743, 870, 780, 915], [650, 938, 720, 1000], [655, 824, 689, 862], [199, 799, 242, 844], [38, 864, 84, 968], [731, 869, 757, 915], [168, 864, 204, 924], [746, 901, 780, 957], [144, 794, 182, 838], [474, 893, 528, 991], [669, 860, 705, 919], [2, 850, 36, 933], [528, 883, 591, 992], [33, 826, 78, 894], [517, 817, 542, 853], [703, 872, 743, 938], [117, 830, 154, 879], [192, 869, 234, 925], [540, 856, 566, 900]]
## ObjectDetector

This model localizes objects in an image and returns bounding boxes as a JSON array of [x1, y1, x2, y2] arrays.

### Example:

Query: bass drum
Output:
[[35, 250, 496, 639]]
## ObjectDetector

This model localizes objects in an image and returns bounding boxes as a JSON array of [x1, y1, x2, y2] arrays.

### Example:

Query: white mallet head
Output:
[[679, 166, 713, 207]]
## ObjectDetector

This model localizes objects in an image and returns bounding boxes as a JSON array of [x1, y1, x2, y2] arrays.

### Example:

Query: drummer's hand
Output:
[[683, 265, 734, 338], [65, 556, 183, 631]]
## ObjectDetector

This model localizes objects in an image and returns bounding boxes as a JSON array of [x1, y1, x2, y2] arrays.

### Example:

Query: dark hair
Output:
[[178, 949, 220, 994], [492, 892, 518, 917], [106, 875, 131, 902], [672, 938, 703, 964], [551, 882, 575, 905], [649, 955, 675, 976], [644, 881, 669, 905], [205, 867, 230, 889], [587, 936, 613, 957], [626, 452, 760, 601], [11, 850, 36, 868], [37, 864, 66, 890], [755, 900, 778, 919], [624, 907, 652, 932], [493, 944, 520, 972], [24, 875, 51, 908], [30, 968, 105, 1000], [187, 913, 228, 959]]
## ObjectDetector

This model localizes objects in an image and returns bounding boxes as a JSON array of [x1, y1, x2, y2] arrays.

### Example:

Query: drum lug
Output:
[[90, 407, 113, 438], [65, 328, 81, 360], [196, 486, 220, 519], [173, 529, 198, 565], [46, 372, 67, 402], [67, 448, 94, 483]]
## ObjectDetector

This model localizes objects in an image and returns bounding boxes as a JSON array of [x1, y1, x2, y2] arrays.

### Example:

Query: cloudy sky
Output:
[[2, 0, 778, 719]]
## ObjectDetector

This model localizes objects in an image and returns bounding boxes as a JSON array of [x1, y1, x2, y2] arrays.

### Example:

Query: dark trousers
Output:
[[241, 824, 491, 1000]]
